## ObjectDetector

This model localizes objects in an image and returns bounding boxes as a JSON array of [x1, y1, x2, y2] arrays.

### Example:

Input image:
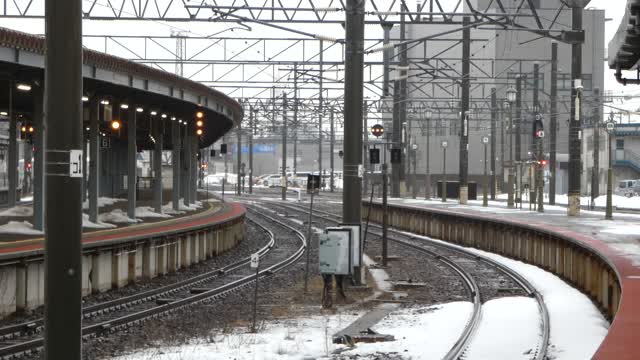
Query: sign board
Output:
[[441, 140, 448, 148], [358, 164, 364, 178], [250, 253, 259, 268], [481, 136, 489, 144], [101, 137, 111, 149], [319, 231, 351, 275], [69, 150, 83, 178], [307, 174, 321, 194]]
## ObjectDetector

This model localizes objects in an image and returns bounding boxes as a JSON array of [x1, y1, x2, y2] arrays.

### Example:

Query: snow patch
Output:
[[135, 206, 172, 219], [0, 205, 33, 217], [99, 209, 142, 224], [363, 254, 392, 293], [82, 197, 125, 210], [0, 221, 42, 235], [82, 213, 116, 229]]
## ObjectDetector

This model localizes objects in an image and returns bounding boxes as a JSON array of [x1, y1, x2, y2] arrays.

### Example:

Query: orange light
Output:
[[111, 120, 121, 130], [196, 128, 203, 136], [196, 111, 204, 119], [21, 126, 26, 132], [196, 119, 204, 127]]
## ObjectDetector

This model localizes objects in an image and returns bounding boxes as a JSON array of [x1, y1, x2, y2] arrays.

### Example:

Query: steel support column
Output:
[[459, 16, 471, 204], [549, 41, 558, 205], [127, 109, 137, 219], [330, 110, 335, 192], [249, 107, 254, 194], [7, 80, 16, 207], [153, 116, 163, 212], [44, 0, 83, 357], [236, 122, 242, 195], [89, 98, 99, 223], [172, 122, 181, 211], [318, 41, 324, 183], [515, 75, 522, 205], [281, 93, 287, 201], [33, 86, 44, 230], [490, 88, 497, 200], [182, 123, 191, 206], [591, 88, 600, 208]]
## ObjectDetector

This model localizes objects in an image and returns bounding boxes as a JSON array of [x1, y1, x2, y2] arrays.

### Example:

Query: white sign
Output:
[[358, 164, 364, 178], [537, 130, 545, 138], [250, 253, 259, 268], [69, 150, 83, 178]]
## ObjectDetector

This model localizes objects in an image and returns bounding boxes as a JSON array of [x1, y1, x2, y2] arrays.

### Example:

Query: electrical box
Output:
[[319, 232, 351, 275], [340, 224, 362, 270]]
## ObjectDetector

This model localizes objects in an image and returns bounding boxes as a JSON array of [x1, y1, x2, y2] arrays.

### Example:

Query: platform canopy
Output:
[[608, 0, 640, 71]]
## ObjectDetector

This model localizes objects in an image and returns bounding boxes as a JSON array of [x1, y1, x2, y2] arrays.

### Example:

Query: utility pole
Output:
[[591, 88, 601, 209], [605, 113, 615, 220], [281, 93, 288, 201], [236, 116, 242, 195], [491, 88, 497, 200], [44, 0, 83, 358], [424, 109, 432, 199], [507, 86, 516, 208], [391, 9, 407, 198], [459, 16, 471, 204], [293, 66, 298, 179], [7, 80, 16, 208], [515, 75, 522, 206], [501, 102, 506, 194], [534, 63, 543, 213], [330, 109, 335, 192], [567, 0, 588, 217], [549, 41, 558, 205], [441, 140, 448, 202], [343, 0, 365, 282], [482, 136, 489, 207], [318, 41, 324, 185], [249, 106, 254, 194]]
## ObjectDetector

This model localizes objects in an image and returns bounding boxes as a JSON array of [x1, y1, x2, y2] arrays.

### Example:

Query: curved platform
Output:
[[363, 199, 640, 360]]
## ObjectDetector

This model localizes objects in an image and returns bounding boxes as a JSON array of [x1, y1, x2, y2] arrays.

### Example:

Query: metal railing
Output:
[[615, 149, 640, 173]]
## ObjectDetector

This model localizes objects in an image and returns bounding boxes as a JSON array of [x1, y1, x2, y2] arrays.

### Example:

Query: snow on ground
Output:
[[0, 205, 33, 217], [363, 254, 392, 292], [495, 193, 640, 210], [112, 303, 476, 360], [135, 206, 172, 219], [0, 221, 42, 235], [418, 236, 610, 360], [82, 197, 125, 210], [162, 199, 203, 215], [464, 297, 541, 360], [99, 209, 142, 224], [339, 302, 473, 360], [82, 213, 116, 229]]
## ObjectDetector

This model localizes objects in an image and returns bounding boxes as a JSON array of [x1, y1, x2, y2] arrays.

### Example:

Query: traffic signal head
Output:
[[369, 148, 380, 164], [220, 143, 227, 154], [371, 124, 384, 138]]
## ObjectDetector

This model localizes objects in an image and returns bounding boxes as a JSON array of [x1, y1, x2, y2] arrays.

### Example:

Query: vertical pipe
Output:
[[249, 107, 254, 194], [153, 115, 163, 213], [490, 88, 497, 200], [44, 0, 83, 357], [343, 0, 365, 283], [459, 16, 471, 204], [549, 41, 558, 205], [172, 121, 181, 211], [568, 5, 584, 216], [281, 93, 287, 201], [7, 80, 16, 207], [127, 107, 137, 219], [33, 86, 44, 230]]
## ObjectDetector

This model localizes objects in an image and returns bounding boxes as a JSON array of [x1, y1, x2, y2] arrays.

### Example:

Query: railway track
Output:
[[259, 200, 550, 360], [0, 212, 305, 359]]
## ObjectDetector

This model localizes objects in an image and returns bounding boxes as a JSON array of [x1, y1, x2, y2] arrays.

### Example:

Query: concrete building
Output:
[[387, 0, 606, 196]]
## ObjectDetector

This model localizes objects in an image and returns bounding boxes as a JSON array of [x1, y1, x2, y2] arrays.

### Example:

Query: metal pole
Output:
[[236, 122, 242, 195], [343, 0, 365, 284], [442, 147, 447, 202], [483, 143, 488, 207], [33, 86, 44, 230], [7, 80, 16, 207], [183, 123, 191, 206], [330, 110, 335, 192], [508, 101, 515, 208], [549, 41, 558, 205], [381, 162, 388, 267], [606, 128, 613, 220], [89, 97, 99, 222], [251, 260, 260, 332], [303, 189, 314, 292], [249, 107, 254, 194], [500, 103, 505, 193], [591, 88, 601, 209], [459, 16, 471, 204], [153, 114, 163, 213], [391, 18, 403, 198], [568, 4, 584, 217], [127, 107, 137, 219], [44, 0, 83, 357], [318, 41, 324, 186], [425, 115, 431, 199], [172, 121, 181, 211], [281, 93, 287, 201], [534, 63, 542, 212], [293, 69, 298, 179], [223, 135, 227, 201], [490, 88, 497, 200], [515, 75, 522, 206]]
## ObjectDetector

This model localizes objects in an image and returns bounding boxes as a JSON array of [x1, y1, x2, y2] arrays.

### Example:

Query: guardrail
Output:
[[363, 200, 631, 360]]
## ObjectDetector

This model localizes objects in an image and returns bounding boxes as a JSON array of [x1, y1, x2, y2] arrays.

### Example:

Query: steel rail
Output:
[[0, 215, 301, 359], [251, 201, 482, 360], [268, 201, 549, 360]]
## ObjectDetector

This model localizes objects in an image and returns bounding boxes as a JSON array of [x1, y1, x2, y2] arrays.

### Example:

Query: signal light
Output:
[[196, 120, 204, 127], [196, 128, 203, 136], [21, 125, 26, 132], [540, 159, 548, 166], [28, 126, 34, 133], [371, 124, 384, 138], [111, 120, 121, 130], [196, 111, 204, 119]]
